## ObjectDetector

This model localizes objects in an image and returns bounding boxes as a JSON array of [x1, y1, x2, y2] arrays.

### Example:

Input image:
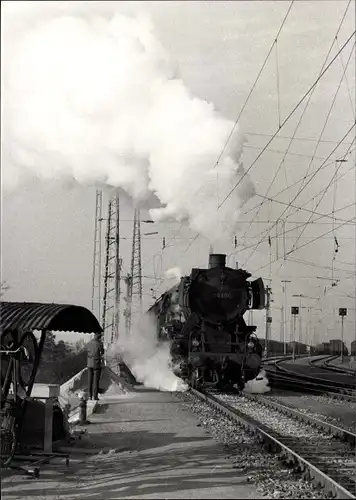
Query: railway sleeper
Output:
[[248, 396, 355, 445], [193, 390, 356, 498]]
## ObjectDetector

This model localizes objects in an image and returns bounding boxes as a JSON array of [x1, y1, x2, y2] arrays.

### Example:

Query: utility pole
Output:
[[305, 307, 312, 346], [91, 190, 103, 322], [281, 280, 291, 354], [123, 208, 143, 334], [298, 314, 302, 345], [102, 194, 122, 347], [264, 286, 272, 358], [279, 306, 284, 342], [292, 294, 319, 349]]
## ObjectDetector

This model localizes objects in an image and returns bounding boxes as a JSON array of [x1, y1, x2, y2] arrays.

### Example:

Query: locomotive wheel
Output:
[[18, 332, 38, 390]]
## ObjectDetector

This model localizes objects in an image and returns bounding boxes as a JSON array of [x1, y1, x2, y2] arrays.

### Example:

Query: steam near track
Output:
[[106, 314, 188, 392], [243, 369, 271, 394]]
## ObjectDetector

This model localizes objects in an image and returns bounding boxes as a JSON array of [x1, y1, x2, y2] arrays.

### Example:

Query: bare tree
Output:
[[72, 338, 88, 354], [0, 281, 10, 298]]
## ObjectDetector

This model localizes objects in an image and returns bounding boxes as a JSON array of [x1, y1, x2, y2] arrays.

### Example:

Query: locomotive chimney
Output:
[[209, 254, 226, 269]]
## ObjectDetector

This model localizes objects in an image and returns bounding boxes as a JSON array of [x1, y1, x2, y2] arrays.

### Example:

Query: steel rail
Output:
[[323, 359, 356, 377], [190, 387, 356, 499], [274, 359, 356, 390], [244, 393, 356, 444], [264, 370, 356, 402], [263, 359, 356, 399]]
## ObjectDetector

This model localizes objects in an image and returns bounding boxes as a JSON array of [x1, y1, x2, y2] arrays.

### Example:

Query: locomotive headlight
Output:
[[247, 341, 255, 349], [192, 339, 200, 346]]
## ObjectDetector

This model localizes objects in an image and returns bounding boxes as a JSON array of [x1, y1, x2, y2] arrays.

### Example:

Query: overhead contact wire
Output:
[[218, 29, 356, 211]]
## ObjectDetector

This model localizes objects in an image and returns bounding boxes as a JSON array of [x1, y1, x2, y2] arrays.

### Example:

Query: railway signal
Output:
[[339, 308, 347, 362], [264, 286, 272, 358], [291, 306, 299, 360]]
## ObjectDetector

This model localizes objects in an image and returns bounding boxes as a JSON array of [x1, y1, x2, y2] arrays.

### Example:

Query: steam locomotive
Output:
[[148, 253, 265, 390]]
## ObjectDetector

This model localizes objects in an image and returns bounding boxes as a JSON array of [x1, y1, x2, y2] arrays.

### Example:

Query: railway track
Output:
[[274, 358, 356, 390], [190, 387, 356, 499], [265, 372, 356, 402], [263, 359, 356, 403], [323, 359, 356, 377], [243, 393, 355, 444]]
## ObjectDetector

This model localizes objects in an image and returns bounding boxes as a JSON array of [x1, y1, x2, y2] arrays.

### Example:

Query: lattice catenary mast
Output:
[[101, 194, 122, 346], [123, 208, 143, 334], [91, 190, 103, 322]]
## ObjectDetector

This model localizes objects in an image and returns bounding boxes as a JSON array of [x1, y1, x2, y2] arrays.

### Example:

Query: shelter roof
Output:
[[0, 301, 102, 334]]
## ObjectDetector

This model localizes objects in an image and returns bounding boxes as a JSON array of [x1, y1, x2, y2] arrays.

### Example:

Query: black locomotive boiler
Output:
[[148, 253, 265, 390]]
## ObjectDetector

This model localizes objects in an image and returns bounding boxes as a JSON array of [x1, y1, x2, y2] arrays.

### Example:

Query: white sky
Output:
[[1, 1, 356, 346]]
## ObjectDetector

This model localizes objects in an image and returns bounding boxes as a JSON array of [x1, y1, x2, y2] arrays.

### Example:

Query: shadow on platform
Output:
[[1, 437, 253, 499]]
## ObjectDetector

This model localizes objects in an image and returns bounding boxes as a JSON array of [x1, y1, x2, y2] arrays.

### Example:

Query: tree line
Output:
[[35, 332, 89, 385]]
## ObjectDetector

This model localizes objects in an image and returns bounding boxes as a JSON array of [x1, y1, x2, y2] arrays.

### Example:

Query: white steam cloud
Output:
[[107, 314, 187, 392], [3, 8, 255, 244], [242, 369, 271, 394], [164, 267, 182, 282]]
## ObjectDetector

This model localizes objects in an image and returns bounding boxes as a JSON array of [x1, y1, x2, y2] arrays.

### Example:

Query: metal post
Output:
[[91, 190, 103, 319], [298, 297, 302, 346], [44, 398, 54, 453], [306, 307, 312, 346], [102, 200, 113, 341], [280, 306, 284, 342], [264, 286, 272, 358], [291, 306, 299, 361], [339, 308, 347, 363], [281, 280, 291, 354], [124, 274, 133, 335], [78, 391, 89, 425], [292, 314, 297, 361], [113, 195, 121, 344], [341, 315, 345, 363]]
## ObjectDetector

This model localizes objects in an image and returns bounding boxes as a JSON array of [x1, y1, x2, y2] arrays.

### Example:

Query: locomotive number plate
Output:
[[214, 292, 233, 299]]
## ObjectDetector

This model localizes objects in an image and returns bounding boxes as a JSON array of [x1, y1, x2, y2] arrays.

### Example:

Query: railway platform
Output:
[[1, 386, 263, 500]]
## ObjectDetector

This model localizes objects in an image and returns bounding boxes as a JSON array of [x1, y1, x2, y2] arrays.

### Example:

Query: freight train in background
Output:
[[147, 253, 266, 391], [351, 341, 356, 357], [261, 339, 349, 357]]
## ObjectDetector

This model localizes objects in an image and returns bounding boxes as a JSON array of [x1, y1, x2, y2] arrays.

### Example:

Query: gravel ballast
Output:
[[216, 394, 356, 470], [264, 391, 356, 432], [178, 391, 331, 499]]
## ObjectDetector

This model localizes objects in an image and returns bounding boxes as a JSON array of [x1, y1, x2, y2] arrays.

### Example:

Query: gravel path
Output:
[[177, 391, 329, 499]]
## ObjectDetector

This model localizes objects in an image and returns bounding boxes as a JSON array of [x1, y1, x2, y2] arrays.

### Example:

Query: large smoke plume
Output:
[[3, 7, 255, 244]]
